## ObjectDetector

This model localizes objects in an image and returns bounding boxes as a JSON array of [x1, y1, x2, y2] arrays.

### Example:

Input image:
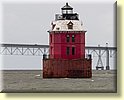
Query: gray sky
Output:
[[1, 1, 116, 70]]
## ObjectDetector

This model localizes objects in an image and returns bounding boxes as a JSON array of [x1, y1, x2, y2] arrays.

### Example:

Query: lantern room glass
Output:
[[62, 9, 73, 14]]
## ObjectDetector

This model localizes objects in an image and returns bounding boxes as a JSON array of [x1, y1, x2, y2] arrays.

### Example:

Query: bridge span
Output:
[[0, 43, 117, 70]]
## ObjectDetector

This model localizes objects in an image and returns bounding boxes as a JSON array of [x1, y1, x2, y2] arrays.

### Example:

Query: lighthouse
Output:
[[43, 3, 92, 78]]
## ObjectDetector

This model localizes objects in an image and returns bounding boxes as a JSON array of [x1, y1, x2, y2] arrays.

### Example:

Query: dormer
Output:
[[67, 21, 73, 29]]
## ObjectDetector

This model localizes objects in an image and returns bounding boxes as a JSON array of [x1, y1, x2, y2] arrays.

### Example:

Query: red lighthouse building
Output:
[[43, 3, 92, 78]]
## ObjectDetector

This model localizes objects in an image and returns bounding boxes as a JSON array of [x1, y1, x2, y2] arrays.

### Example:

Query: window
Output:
[[68, 25, 73, 29], [72, 47, 75, 55], [66, 47, 70, 55], [67, 21, 73, 29], [66, 35, 70, 42], [72, 35, 75, 42]]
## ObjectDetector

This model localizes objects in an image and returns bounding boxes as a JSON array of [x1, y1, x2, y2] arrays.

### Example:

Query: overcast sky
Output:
[[2, 2, 115, 46], [0, 1, 116, 70]]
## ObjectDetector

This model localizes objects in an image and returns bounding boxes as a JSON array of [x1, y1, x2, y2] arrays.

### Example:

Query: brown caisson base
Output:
[[43, 58, 92, 78]]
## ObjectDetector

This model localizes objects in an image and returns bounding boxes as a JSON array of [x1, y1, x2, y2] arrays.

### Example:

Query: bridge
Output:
[[0, 43, 117, 70]]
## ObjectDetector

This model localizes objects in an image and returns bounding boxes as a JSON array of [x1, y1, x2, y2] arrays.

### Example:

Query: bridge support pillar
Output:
[[106, 48, 110, 70], [96, 45, 104, 70], [106, 43, 110, 70]]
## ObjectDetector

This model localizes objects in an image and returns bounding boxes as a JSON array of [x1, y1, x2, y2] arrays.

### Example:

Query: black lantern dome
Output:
[[55, 3, 79, 20], [61, 3, 73, 14]]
